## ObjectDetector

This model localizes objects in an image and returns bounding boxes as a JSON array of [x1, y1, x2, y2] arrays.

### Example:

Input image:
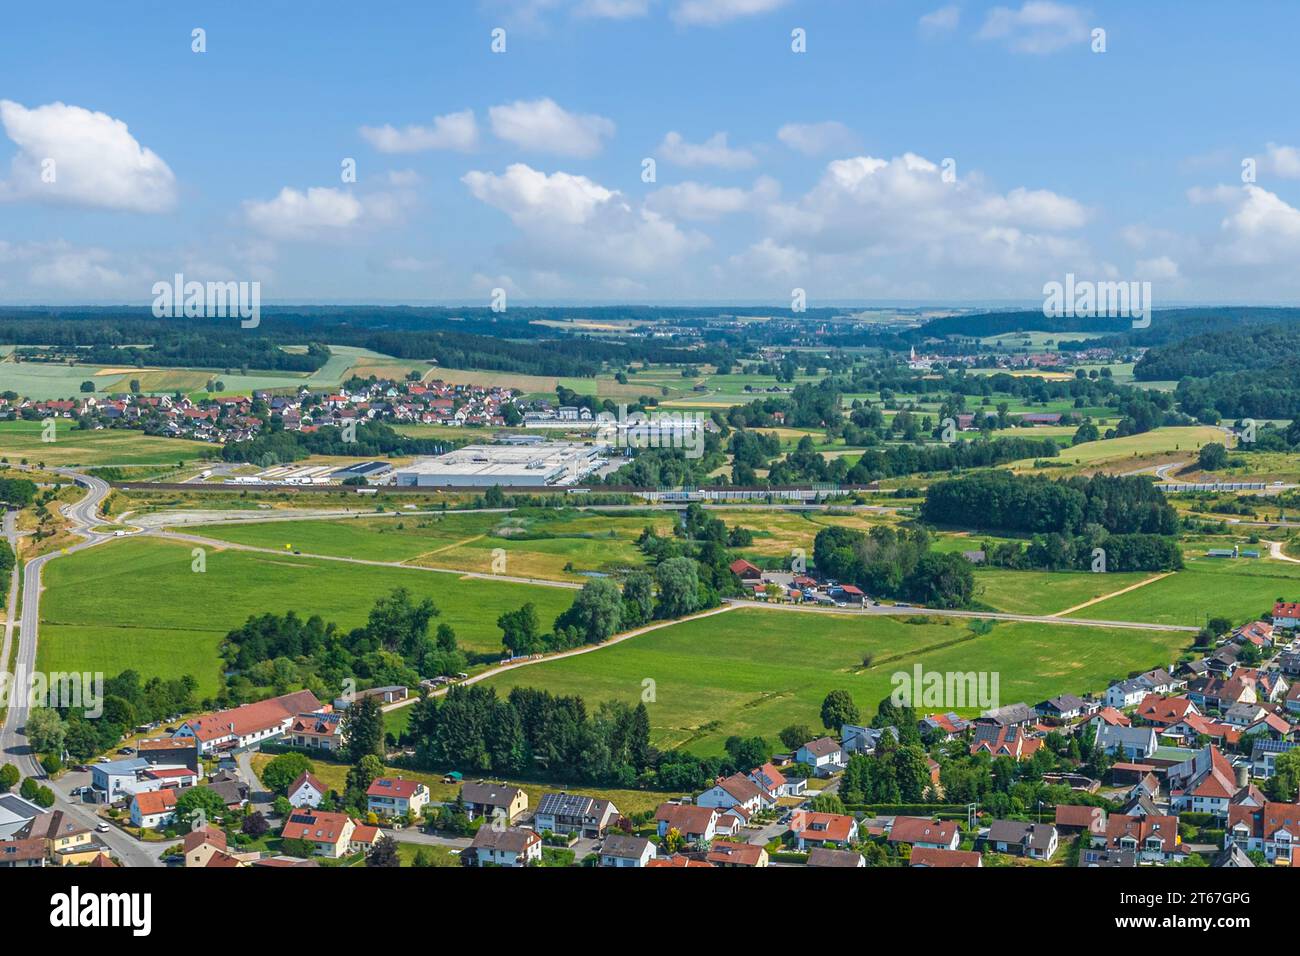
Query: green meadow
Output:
[[478, 608, 1190, 755], [1083, 556, 1300, 628], [35, 536, 577, 694], [0, 419, 212, 467]]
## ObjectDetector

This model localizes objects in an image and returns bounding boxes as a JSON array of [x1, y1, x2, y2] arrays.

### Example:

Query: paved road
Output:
[[0, 469, 163, 867]]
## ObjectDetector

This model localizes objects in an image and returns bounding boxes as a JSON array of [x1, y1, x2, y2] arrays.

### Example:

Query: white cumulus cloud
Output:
[[977, 2, 1090, 55], [243, 187, 367, 241], [488, 98, 615, 158], [656, 131, 756, 169], [359, 109, 479, 153], [777, 121, 856, 157], [0, 99, 176, 212]]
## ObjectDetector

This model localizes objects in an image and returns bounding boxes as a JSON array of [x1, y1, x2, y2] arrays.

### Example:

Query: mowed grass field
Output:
[[1083, 556, 1300, 627], [35, 536, 577, 695], [1008, 426, 1225, 473], [973, 568, 1157, 616], [186, 509, 659, 582], [0, 419, 213, 467], [478, 608, 1190, 755]]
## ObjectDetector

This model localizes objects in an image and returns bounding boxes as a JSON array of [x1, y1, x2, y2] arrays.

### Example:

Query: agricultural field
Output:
[[972, 568, 1158, 616], [186, 508, 658, 581], [1082, 554, 1300, 628], [34, 535, 578, 693], [478, 608, 1190, 755], [1007, 425, 1226, 473], [0, 419, 213, 467]]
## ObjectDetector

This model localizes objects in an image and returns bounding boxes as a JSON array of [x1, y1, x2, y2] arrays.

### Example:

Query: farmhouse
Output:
[[173, 690, 324, 755]]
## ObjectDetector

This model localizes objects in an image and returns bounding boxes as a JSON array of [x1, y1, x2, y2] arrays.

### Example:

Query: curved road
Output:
[[0, 470, 162, 867]]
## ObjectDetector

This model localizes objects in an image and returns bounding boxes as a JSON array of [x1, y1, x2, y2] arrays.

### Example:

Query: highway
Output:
[[0, 469, 163, 867]]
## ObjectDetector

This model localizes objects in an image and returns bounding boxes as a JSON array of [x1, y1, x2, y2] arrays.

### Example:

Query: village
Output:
[[3, 597, 1296, 871]]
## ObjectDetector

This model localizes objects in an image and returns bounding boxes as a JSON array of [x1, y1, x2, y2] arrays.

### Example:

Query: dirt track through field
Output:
[[1050, 573, 1170, 617]]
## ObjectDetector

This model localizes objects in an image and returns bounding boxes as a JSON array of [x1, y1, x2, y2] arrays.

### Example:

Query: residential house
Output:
[[981, 820, 1059, 860], [1094, 814, 1186, 864], [468, 826, 542, 867], [919, 712, 972, 740], [807, 847, 865, 867], [1252, 739, 1300, 779], [366, 778, 430, 819], [1272, 601, 1300, 629], [654, 804, 718, 844], [1037, 694, 1088, 721], [729, 558, 763, 581], [1235, 620, 1275, 649], [749, 762, 804, 799], [460, 781, 528, 824], [288, 771, 328, 809], [130, 789, 178, 829], [706, 840, 769, 867], [795, 737, 844, 775], [533, 792, 619, 839], [15, 811, 97, 866], [599, 835, 657, 867], [697, 773, 775, 815], [286, 711, 345, 752], [977, 702, 1037, 729], [0, 839, 46, 868], [841, 723, 899, 756], [1226, 801, 1300, 864], [1094, 724, 1158, 760], [969, 723, 1042, 761], [790, 810, 860, 850], [183, 826, 228, 868], [1168, 745, 1250, 818], [281, 810, 356, 858], [1136, 694, 1201, 729], [348, 822, 385, 856], [909, 847, 983, 867], [887, 816, 961, 851]]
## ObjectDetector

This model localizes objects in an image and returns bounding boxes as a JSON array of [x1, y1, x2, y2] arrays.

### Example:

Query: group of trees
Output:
[[31, 670, 199, 765], [220, 588, 465, 707], [221, 420, 454, 467], [404, 684, 654, 787], [923, 470, 1180, 537], [813, 525, 975, 608]]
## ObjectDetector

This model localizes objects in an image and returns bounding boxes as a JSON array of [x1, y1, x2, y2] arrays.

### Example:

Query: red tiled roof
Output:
[[706, 840, 765, 866], [910, 847, 982, 867], [133, 789, 178, 816], [181, 690, 322, 743], [792, 810, 857, 843], [1136, 694, 1197, 725], [282, 810, 351, 844], [889, 816, 959, 846], [366, 777, 422, 800]]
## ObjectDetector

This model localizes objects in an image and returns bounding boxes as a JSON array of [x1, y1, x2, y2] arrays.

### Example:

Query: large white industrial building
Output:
[[393, 442, 608, 488]]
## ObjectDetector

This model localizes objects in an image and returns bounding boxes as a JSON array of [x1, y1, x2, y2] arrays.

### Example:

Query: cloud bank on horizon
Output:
[[1, 0, 1298, 304]]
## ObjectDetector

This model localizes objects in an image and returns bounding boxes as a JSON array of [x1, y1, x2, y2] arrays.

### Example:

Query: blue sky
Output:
[[2, 0, 1299, 305]]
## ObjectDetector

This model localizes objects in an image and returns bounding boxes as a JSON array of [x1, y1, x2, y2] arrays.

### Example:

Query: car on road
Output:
[[95, 823, 111, 833], [117, 747, 135, 755]]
